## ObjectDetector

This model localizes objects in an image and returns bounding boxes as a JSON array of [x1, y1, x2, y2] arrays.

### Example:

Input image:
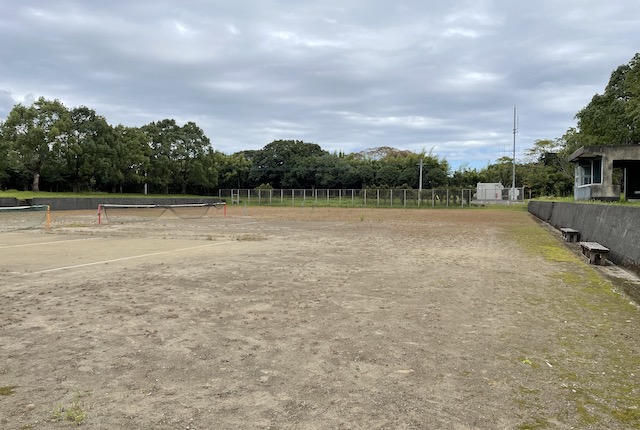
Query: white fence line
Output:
[[217, 188, 528, 207]]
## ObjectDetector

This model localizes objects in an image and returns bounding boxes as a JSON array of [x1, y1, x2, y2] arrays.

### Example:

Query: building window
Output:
[[576, 158, 602, 186]]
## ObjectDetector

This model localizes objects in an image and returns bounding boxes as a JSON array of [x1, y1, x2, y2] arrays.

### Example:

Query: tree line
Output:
[[1, 53, 638, 196]]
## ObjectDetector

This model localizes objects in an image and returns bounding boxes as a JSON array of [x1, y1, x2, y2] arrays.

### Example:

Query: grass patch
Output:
[[51, 392, 90, 425], [517, 417, 550, 430], [509, 220, 640, 427], [0, 190, 208, 200], [508, 224, 577, 263], [531, 196, 640, 207], [235, 234, 266, 241], [0, 385, 17, 396]]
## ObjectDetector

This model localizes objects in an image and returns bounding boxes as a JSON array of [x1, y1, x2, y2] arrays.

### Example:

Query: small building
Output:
[[568, 145, 640, 201], [475, 182, 504, 201], [472, 182, 523, 204]]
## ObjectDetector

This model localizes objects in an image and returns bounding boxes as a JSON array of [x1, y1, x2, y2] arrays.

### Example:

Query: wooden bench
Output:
[[579, 242, 609, 266], [560, 227, 580, 242]]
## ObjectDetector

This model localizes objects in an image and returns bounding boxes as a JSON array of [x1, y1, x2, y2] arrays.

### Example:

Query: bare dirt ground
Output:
[[1, 206, 638, 429]]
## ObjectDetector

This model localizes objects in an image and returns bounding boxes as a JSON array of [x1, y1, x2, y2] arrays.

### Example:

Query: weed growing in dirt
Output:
[[235, 234, 266, 241], [516, 416, 550, 430], [51, 392, 89, 425], [0, 386, 17, 396], [518, 357, 540, 369]]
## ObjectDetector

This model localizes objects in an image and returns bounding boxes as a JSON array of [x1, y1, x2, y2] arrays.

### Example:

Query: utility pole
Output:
[[512, 106, 517, 200], [418, 157, 423, 206]]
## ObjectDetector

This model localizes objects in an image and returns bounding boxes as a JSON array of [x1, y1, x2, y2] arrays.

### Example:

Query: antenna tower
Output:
[[511, 106, 517, 199]]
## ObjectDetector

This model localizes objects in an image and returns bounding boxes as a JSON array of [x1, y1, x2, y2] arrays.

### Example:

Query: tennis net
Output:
[[98, 202, 226, 224], [0, 205, 51, 231]]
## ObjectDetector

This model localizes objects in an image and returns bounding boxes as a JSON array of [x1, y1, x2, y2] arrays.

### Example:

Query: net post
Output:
[[97, 204, 102, 224], [46, 205, 51, 228], [223, 202, 227, 217]]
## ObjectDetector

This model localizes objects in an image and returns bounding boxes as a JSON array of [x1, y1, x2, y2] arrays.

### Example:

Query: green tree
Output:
[[483, 157, 517, 186], [450, 164, 483, 188], [111, 125, 150, 193], [285, 153, 356, 189], [57, 106, 117, 191], [1, 97, 71, 191], [350, 158, 376, 188], [574, 53, 640, 146], [249, 140, 326, 188], [521, 139, 573, 197], [627, 54, 640, 127], [0, 124, 7, 187], [174, 121, 215, 194], [143, 119, 178, 193], [375, 164, 401, 187], [216, 151, 251, 189], [143, 119, 215, 194]]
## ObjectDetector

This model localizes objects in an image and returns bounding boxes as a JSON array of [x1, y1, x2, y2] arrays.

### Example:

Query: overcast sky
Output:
[[1, 1, 639, 169]]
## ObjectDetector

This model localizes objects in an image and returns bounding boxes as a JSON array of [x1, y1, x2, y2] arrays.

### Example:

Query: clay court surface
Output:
[[1, 206, 638, 429]]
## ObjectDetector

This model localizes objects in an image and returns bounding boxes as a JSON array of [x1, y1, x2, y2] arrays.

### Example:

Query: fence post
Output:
[[432, 189, 434, 208], [404, 189, 407, 208]]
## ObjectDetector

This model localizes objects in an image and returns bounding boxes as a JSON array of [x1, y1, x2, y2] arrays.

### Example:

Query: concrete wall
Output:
[[0, 198, 19, 207], [528, 201, 640, 269], [31, 197, 225, 211]]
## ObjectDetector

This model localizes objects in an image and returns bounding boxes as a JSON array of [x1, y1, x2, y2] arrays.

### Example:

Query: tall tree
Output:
[[143, 119, 181, 194], [111, 125, 150, 193], [60, 106, 116, 191], [175, 122, 214, 194], [0, 97, 71, 191], [0, 125, 7, 187], [574, 53, 640, 146], [216, 151, 251, 189], [249, 140, 326, 188], [143, 119, 215, 194]]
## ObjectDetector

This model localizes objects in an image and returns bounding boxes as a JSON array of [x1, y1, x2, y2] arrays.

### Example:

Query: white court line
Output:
[[225, 221, 262, 226], [0, 237, 101, 249], [31, 241, 235, 274]]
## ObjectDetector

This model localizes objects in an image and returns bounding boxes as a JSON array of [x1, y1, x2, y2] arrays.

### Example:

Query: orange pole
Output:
[[97, 204, 102, 224]]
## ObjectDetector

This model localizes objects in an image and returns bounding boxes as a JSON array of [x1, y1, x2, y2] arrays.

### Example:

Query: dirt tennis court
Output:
[[1, 206, 638, 429]]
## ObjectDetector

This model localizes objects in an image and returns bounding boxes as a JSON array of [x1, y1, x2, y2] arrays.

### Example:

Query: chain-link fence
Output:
[[217, 188, 528, 208]]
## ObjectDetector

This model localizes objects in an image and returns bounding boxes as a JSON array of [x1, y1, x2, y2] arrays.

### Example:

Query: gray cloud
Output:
[[1, 0, 639, 168]]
